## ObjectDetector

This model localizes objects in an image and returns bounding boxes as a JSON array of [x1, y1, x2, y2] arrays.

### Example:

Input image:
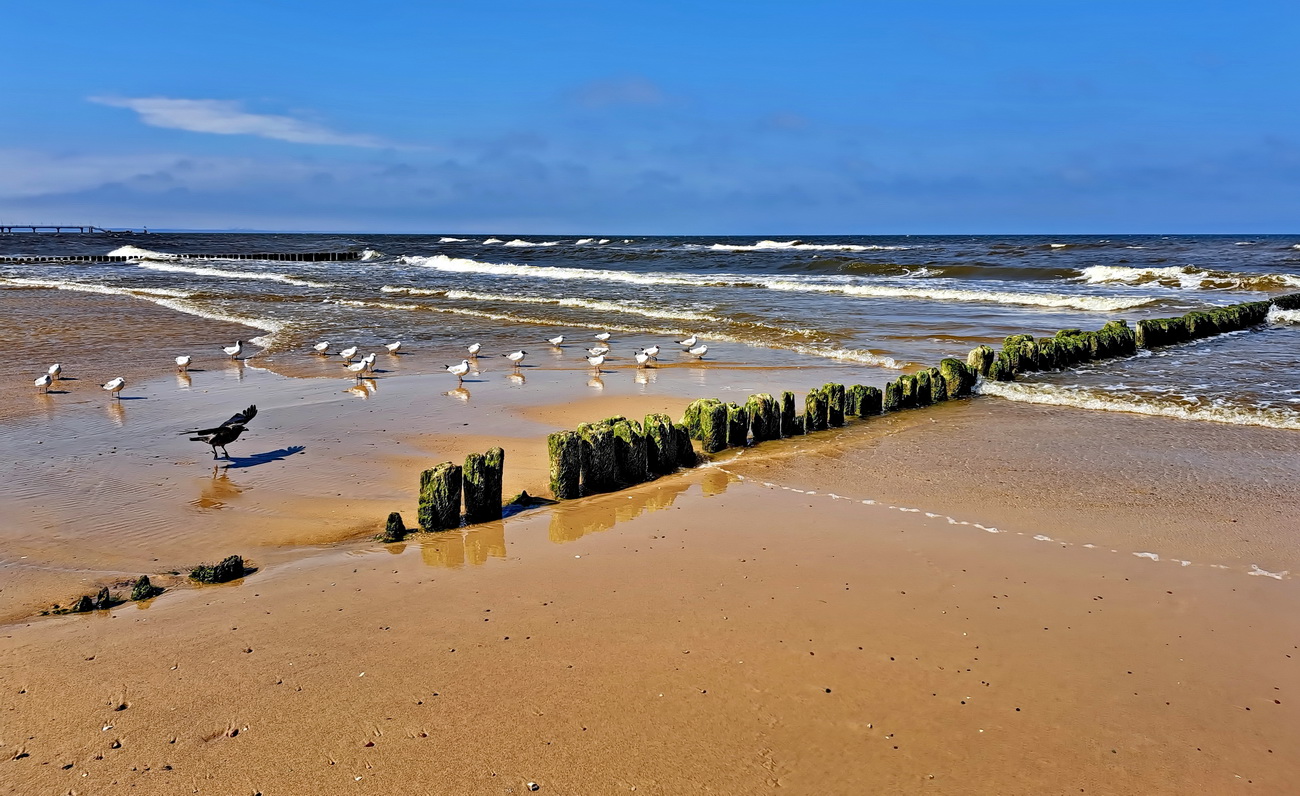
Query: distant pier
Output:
[[0, 251, 364, 264], [0, 225, 114, 234]]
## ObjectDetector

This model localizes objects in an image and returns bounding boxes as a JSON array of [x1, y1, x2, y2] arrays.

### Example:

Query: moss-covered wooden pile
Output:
[[548, 415, 695, 497], [390, 446, 509, 537]]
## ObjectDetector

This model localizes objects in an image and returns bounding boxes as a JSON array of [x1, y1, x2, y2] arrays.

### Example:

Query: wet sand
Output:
[[3, 288, 1300, 793]]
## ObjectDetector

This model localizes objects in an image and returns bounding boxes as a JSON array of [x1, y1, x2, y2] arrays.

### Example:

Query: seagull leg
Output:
[[210, 446, 219, 459]]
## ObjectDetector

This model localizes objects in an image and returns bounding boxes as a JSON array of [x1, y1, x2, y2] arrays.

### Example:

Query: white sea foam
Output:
[[135, 261, 335, 288], [439, 237, 469, 242], [599, 239, 611, 244], [976, 380, 1300, 430], [705, 239, 914, 252], [403, 254, 1146, 310], [359, 249, 383, 261], [1049, 243, 1069, 249], [108, 245, 178, 260], [503, 239, 561, 247], [1268, 306, 1300, 325], [575, 238, 595, 245], [0, 276, 192, 299], [1248, 565, 1288, 580], [380, 285, 721, 323], [482, 238, 503, 244], [1079, 264, 1300, 291]]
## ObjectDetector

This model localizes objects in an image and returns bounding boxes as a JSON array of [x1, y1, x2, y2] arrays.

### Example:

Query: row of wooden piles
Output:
[[546, 414, 697, 498], [384, 448, 506, 541], [969, 293, 1298, 382]]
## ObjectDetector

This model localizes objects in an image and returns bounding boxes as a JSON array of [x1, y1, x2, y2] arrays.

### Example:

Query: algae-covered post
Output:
[[419, 463, 462, 531], [130, 575, 161, 601], [938, 358, 975, 399], [967, 345, 995, 377], [463, 448, 506, 522], [725, 403, 749, 448], [484, 447, 505, 516], [682, 398, 722, 440], [780, 391, 800, 436], [926, 367, 947, 402], [845, 385, 866, 417], [547, 431, 582, 499], [826, 383, 846, 426], [914, 371, 933, 406], [805, 389, 829, 432], [671, 422, 697, 467], [579, 422, 617, 494], [379, 511, 408, 542], [612, 419, 650, 486], [191, 555, 246, 583], [643, 414, 675, 475], [883, 380, 902, 412], [700, 401, 729, 453]]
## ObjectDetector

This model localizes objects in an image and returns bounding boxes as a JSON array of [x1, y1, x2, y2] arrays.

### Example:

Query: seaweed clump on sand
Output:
[[190, 555, 247, 584]]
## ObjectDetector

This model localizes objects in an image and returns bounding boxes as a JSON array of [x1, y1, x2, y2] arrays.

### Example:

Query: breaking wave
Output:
[[704, 239, 916, 252], [134, 261, 336, 288], [1079, 265, 1300, 291], [379, 285, 722, 323], [1268, 306, 1300, 325], [108, 245, 178, 260], [976, 380, 1300, 430]]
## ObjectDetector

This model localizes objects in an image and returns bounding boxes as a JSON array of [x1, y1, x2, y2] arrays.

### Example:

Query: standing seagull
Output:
[[346, 359, 370, 380], [503, 350, 527, 369], [313, 341, 330, 354], [183, 405, 258, 459], [35, 373, 53, 393], [101, 377, 126, 398], [634, 351, 651, 368], [586, 353, 607, 373], [587, 345, 610, 357], [467, 342, 482, 358], [643, 344, 661, 360], [677, 334, 698, 348], [687, 344, 709, 359], [338, 346, 358, 363], [547, 335, 565, 347], [222, 341, 243, 360], [47, 363, 62, 381], [594, 332, 611, 342], [175, 355, 192, 372], [446, 359, 471, 384], [384, 341, 402, 354]]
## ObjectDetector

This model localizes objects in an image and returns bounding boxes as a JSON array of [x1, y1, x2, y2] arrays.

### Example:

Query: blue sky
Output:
[[3, 1, 1297, 233]]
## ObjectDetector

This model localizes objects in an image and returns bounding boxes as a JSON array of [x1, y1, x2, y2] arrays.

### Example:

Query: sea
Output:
[[2, 233, 1299, 429]]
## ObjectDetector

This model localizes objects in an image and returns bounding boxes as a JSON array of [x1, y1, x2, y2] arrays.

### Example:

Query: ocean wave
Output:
[[334, 298, 901, 368], [482, 238, 503, 244], [976, 380, 1300, 430], [380, 285, 722, 323], [439, 237, 469, 242], [503, 239, 561, 247], [1079, 264, 1300, 291], [403, 254, 1144, 310], [705, 239, 915, 252], [360, 249, 384, 261], [1268, 306, 1300, 325], [0, 276, 286, 342], [108, 245, 178, 259], [135, 261, 336, 288]]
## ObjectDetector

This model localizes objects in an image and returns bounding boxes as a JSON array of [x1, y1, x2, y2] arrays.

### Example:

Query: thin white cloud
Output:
[[90, 96, 385, 148]]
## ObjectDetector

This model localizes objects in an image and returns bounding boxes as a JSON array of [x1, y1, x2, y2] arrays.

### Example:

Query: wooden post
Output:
[[419, 463, 462, 531], [826, 383, 845, 426], [845, 385, 866, 417], [380, 511, 408, 542], [672, 422, 697, 467], [644, 413, 675, 475], [579, 422, 617, 494], [548, 432, 582, 499], [780, 391, 798, 436], [463, 447, 505, 523], [682, 398, 721, 440], [805, 389, 828, 432], [700, 402, 729, 453], [612, 419, 650, 486], [725, 403, 749, 448], [884, 380, 902, 412], [862, 386, 883, 415]]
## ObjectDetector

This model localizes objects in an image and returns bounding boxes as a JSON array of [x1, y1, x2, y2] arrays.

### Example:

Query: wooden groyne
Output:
[[387, 292, 1299, 535], [0, 251, 364, 265]]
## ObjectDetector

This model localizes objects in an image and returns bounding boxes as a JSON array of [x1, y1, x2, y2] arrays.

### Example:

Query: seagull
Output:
[[687, 344, 708, 359], [467, 343, 482, 358], [313, 341, 330, 354], [587, 345, 610, 357], [360, 352, 377, 370], [35, 373, 52, 393], [101, 377, 126, 398], [634, 351, 651, 368], [547, 335, 565, 347], [504, 350, 526, 369], [677, 334, 698, 347], [643, 344, 661, 360], [175, 355, 192, 372], [346, 359, 370, 380], [595, 332, 611, 342], [586, 353, 607, 373], [183, 404, 257, 459], [47, 363, 61, 381], [222, 341, 243, 360], [338, 346, 358, 362], [447, 359, 471, 384], [384, 341, 402, 354]]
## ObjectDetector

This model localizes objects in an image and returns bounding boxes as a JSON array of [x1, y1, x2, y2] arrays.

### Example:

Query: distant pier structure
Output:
[[0, 225, 115, 233]]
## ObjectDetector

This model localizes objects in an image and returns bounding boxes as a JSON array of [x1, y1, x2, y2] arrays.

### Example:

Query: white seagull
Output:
[[102, 377, 126, 398], [346, 359, 370, 380], [587, 345, 610, 357], [338, 346, 358, 362], [594, 332, 611, 342], [547, 335, 565, 347], [222, 341, 243, 360], [35, 373, 53, 393], [687, 344, 709, 359], [643, 344, 661, 360], [634, 351, 651, 368], [384, 341, 402, 354], [360, 352, 377, 373], [586, 353, 607, 373], [175, 355, 192, 372], [467, 342, 482, 358], [447, 359, 472, 384], [313, 341, 330, 354], [504, 350, 527, 368], [47, 363, 61, 381], [677, 334, 697, 347]]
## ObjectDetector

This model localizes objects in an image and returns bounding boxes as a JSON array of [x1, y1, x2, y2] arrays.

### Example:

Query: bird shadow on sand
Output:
[[117, 396, 148, 401], [221, 445, 306, 469]]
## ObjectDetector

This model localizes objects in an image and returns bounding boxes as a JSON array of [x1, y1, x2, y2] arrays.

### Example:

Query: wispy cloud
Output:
[[90, 97, 386, 147], [568, 77, 669, 108]]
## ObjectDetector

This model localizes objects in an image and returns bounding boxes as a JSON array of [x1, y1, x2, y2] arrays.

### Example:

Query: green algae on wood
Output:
[[682, 398, 722, 440], [612, 419, 650, 486], [966, 345, 995, 376], [938, 359, 975, 399], [463, 448, 505, 523], [725, 403, 749, 448], [191, 555, 246, 584], [845, 385, 866, 417], [780, 391, 799, 436], [378, 511, 408, 542], [419, 463, 462, 530], [862, 386, 883, 415], [579, 422, 618, 494], [700, 402, 729, 453], [883, 380, 902, 412], [547, 431, 582, 499], [825, 383, 846, 426], [804, 389, 828, 432], [130, 575, 161, 601]]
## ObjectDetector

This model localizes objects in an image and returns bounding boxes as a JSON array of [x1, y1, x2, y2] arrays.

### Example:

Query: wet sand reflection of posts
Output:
[[420, 523, 508, 569], [548, 477, 696, 544]]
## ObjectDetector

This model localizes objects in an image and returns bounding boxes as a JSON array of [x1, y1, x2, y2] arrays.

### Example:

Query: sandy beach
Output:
[[1, 283, 1298, 794]]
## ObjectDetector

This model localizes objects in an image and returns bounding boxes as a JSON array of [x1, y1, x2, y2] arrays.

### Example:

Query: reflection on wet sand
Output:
[[192, 466, 244, 510], [104, 400, 126, 427], [420, 523, 507, 569], [445, 386, 471, 402], [506, 372, 526, 386], [346, 379, 378, 399], [548, 478, 698, 543], [176, 371, 192, 389], [588, 376, 605, 391], [634, 368, 657, 386]]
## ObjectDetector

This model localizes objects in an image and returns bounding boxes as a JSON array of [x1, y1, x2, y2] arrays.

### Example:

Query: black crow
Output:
[[184, 405, 258, 459]]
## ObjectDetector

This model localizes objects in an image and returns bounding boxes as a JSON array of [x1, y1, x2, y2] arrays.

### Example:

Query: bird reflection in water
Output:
[[587, 375, 605, 391], [346, 378, 377, 399], [506, 372, 525, 386], [192, 465, 244, 510], [176, 371, 192, 389], [634, 368, 657, 386], [446, 386, 471, 402], [420, 524, 507, 569], [104, 400, 126, 427]]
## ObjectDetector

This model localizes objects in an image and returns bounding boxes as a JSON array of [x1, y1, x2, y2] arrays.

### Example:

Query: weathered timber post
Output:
[[380, 511, 408, 542], [938, 358, 975, 398], [725, 403, 749, 448], [745, 394, 770, 443], [672, 422, 697, 467], [915, 371, 933, 406], [780, 391, 799, 436], [826, 383, 846, 426], [130, 575, 160, 601], [419, 463, 462, 531], [926, 367, 947, 403], [899, 375, 917, 408], [547, 431, 582, 499], [682, 398, 722, 440], [805, 388, 829, 431], [612, 419, 650, 486], [644, 414, 674, 475], [862, 386, 883, 415], [845, 385, 866, 417], [579, 422, 617, 494], [967, 345, 995, 376], [464, 447, 505, 523], [883, 380, 902, 412], [700, 402, 729, 453]]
